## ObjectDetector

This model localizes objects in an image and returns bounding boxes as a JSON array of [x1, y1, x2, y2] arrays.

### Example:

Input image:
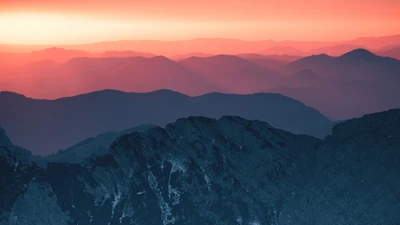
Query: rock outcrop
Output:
[[1, 109, 399, 224]]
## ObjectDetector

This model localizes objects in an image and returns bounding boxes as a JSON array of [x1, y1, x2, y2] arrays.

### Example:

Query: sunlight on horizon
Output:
[[0, 13, 269, 45], [1, 12, 398, 45]]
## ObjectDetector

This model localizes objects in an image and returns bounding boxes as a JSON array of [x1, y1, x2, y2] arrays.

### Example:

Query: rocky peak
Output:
[[1, 110, 400, 224]]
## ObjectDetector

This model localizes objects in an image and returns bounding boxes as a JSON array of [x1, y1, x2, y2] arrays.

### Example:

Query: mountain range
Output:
[[1, 109, 399, 224], [178, 55, 281, 93], [0, 90, 332, 155], [2, 34, 400, 56], [1, 48, 399, 120], [271, 49, 400, 119]]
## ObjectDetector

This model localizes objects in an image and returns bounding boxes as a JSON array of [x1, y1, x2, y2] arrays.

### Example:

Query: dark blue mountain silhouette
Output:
[[0, 89, 332, 155], [339, 48, 382, 61]]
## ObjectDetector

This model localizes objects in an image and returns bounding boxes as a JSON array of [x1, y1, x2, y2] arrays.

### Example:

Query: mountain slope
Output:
[[179, 55, 282, 93], [273, 49, 400, 119], [0, 90, 332, 155], [46, 124, 154, 164], [376, 46, 400, 60], [309, 44, 366, 56], [6, 55, 217, 99], [0, 127, 41, 164], [1, 109, 399, 224], [287, 49, 400, 80], [282, 69, 325, 87]]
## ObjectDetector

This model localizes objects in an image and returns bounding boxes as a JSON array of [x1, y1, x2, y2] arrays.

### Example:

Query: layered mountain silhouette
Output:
[[376, 45, 400, 60], [0, 48, 155, 68], [1, 48, 399, 121], [10, 56, 216, 98], [271, 79, 400, 120], [309, 44, 367, 56], [0, 90, 332, 155], [262, 46, 306, 56], [287, 48, 400, 80], [4, 34, 400, 55], [1, 109, 399, 224], [269, 49, 400, 119], [6, 54, 287, 99], [235, 55, 294, 72], [237, 53, 301, 62], [179, 55, 281, 93]]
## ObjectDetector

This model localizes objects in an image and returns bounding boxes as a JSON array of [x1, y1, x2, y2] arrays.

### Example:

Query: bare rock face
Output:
[[279, 109, 400, 225], [1, 109, 399, 225], [9, 183, 70, 225]]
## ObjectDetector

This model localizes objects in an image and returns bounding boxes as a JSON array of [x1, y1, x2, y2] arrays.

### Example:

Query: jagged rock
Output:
[[0, 109, 399, 224]]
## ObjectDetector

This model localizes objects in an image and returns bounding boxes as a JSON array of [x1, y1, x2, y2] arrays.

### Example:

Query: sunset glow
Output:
[[0, 0, 399, 44]]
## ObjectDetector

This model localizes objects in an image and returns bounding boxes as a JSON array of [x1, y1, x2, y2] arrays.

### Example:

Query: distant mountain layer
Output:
[[376, 46, 400, 60], [3, 34, 400, 54], [178, 55, 281, 93], [1, 48, 399, 123], [46, 124, 154, 164], [5, 54, 283, 98], [1, 109, 399, 224], [270, 49, 400, 119], [1, 48, 399, 121], [286, 49, 400, 80], [0, 90, 332, 155]]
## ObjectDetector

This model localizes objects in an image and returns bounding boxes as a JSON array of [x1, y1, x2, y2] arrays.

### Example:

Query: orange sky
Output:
[[0, 0, 399, 44]]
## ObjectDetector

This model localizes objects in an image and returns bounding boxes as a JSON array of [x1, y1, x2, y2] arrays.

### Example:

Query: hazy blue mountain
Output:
[[268, 49, 400, 119], [1, 109, 399, 224], [0, 89, 332, 155], [46, 124, 154, 164], [270, 79, 400, 120], [286, 48, 400, 81]]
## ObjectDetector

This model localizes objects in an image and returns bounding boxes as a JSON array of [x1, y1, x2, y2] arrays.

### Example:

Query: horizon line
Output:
[[0, 88, 293, 101], [1, 33, 400, 47]]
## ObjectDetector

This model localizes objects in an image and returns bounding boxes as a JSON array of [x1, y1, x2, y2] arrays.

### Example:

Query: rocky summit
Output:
[[1, 109, 400, 225]]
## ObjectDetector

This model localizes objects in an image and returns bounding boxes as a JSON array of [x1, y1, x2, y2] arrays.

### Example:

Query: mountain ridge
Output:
[[1, 109, 399, 224], [0, 89, 332, 155]]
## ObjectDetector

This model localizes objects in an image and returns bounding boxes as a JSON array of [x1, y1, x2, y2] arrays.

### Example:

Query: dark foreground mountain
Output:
[[0, 90, 332, 155], [1, 109, 399, 225]]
